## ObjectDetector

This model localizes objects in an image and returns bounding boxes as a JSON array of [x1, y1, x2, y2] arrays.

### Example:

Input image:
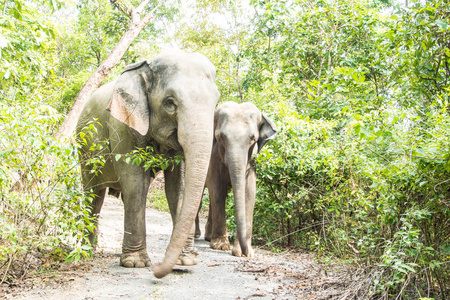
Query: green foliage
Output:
[[254, 95, 450, 298], [0, 103, 94, 282], [147, 189, 169, 212], [242, 0, 450, 298], [115, 146, 183, 174], [388, 0, 450, 107], [0, 0, 59, 105]]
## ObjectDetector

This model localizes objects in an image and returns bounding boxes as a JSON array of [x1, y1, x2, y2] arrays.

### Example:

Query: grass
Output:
[[147, 189, 169, 212]]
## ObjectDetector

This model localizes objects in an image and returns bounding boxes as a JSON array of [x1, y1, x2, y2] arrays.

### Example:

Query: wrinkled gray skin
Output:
[[76, 50, 219, 279], [202, 102, 277, 257]]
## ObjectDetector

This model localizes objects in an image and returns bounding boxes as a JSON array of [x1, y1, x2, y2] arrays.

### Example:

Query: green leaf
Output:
[[0, 149, 15, 157], [435, 20, 448, 30]]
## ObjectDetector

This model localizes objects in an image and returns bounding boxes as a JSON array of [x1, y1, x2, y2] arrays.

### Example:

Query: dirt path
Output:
[[5, 197, 353, 299]]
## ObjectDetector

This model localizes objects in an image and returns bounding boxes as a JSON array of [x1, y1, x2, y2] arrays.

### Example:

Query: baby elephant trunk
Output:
[[229, 155, 250, 256]]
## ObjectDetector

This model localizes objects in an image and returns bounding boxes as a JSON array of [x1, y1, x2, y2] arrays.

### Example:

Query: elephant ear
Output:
[[257, 113, 277, 153], [106, 61, 151, 136]]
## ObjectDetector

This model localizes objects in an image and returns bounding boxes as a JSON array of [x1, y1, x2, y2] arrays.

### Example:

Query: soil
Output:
[[1, 195, 356, 300]]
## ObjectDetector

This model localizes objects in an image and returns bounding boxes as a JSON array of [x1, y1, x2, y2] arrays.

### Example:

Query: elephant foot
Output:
[[194, 228, 201, 239], [204, 234, 211, 242], [232, 245, 254, 258], [204, 218, 211, 241], [210, 237, 231, 251], [120, 251, 151, 268], [176, 249, 198, 266]]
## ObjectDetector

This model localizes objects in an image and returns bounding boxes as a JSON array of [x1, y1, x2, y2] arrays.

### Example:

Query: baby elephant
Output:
[[204, 102, 277, 257]]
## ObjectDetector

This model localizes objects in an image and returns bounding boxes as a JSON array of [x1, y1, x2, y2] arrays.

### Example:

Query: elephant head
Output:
[[214, 102, 277, 256], [106, 50, 220, 278]]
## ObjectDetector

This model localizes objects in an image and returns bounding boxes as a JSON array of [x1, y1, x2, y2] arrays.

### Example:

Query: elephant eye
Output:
[[163, 98, 177, 113]]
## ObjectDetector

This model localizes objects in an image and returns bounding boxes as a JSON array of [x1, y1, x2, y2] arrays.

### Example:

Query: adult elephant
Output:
[[76, 50, 219, 279], [204, 102, 277, 257]]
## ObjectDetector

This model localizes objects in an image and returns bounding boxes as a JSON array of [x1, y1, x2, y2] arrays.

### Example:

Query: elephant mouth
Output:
[[165, 129, 182, 152], [170, 128, 178, 141]]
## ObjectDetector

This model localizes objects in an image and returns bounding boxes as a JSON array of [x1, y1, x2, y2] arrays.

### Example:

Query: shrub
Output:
[[0, 103, 94, 283], [254, 99, 450, 298]]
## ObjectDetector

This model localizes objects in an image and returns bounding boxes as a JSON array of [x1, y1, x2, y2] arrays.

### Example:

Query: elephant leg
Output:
[[194, 194, 203, 239], [164, 162, 198, 266], [208, 176, 231, 251], [232, 165, 256, 258], [204, 200, 212, 241], [119, 173, 152, 268], [87, 188, 106, 246], [195, 210, 201, 239]]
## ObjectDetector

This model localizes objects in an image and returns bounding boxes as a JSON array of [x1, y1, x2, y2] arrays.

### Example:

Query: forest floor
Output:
[[1, 196, 359, 300]]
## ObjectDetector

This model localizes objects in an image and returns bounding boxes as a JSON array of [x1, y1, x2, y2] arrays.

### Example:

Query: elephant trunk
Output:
[[153, 111, 214, 279], [228, 153, 250, 256]]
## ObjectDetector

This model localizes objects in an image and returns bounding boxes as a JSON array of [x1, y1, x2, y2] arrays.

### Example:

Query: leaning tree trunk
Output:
[[55, 0, 158, 141]]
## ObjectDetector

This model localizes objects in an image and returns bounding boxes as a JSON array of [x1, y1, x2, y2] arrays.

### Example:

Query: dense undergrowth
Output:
[[252, 100, 450, 298], [0, 104, 94, 284], [239, 0, 450, 298]]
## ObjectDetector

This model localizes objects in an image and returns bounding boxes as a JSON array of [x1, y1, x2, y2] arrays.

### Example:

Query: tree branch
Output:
[[136, 0, 152, 13], [110, 0, 132, 17], [55, 0, 157, 141]]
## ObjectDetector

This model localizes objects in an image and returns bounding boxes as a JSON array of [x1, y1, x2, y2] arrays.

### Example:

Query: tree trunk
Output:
[[55, 0, 157, 141]]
